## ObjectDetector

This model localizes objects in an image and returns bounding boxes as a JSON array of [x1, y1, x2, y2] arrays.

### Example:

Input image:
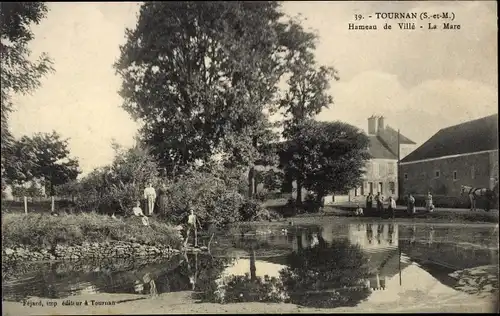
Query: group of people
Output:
[[354, 191, 435, 218], [130, 182, 201, 247], [129, 182, 158, 226]]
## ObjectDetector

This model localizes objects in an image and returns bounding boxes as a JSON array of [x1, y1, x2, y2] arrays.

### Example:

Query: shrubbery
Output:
[[53, 145, 284, 228], [1, 212, 183, 249]]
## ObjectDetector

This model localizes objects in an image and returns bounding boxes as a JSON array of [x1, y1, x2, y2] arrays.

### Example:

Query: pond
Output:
[[3, 220, 499, 312]]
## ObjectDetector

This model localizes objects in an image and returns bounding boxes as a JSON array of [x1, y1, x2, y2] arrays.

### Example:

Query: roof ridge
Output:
[[440, 113, 498, 131]]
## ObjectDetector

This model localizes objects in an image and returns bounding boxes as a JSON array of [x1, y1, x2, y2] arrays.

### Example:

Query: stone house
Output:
[[399, 114, 499, 197], [326, 115, 416, 204]]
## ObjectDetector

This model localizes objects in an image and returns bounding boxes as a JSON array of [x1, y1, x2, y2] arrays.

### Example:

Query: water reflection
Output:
[[3, 222, 498, 310]]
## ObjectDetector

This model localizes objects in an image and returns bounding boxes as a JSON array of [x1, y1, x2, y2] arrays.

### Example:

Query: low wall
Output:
[[2, 241, 180, 263]]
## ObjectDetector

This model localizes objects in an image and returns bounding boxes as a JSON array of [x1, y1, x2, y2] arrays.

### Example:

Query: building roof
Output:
[[401, 114, 499, 163], [368, 135, 398, 160]]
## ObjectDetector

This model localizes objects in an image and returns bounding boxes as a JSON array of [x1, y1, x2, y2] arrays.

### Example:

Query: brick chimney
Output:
[[378, 116, 385, 133], [368, 115, 378, 135]]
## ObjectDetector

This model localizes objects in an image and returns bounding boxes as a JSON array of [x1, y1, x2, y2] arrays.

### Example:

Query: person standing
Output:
[[184, 209, 201, 247], [407, 193, 416, 216], [375, 192, 384, 216], [425, 191, 434, 213], [366, 193, 373, 215], [388, 196, 396, 219], [143, 182, 157, 216]]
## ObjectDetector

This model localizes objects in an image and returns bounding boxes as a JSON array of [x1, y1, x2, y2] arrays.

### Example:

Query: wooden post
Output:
[[51, 196, 55, 214], [24, 196, 28, 214]]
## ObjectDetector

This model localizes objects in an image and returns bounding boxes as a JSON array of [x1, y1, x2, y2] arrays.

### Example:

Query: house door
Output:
[[378, 182, 383, 194], [369, 182, 373, 194]]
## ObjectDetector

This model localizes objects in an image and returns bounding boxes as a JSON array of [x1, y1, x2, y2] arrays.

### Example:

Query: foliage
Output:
[[279, 238, 372, 308], [1, 2, 54, 192], [161, 169, 245, 228], [11, 183, 43, 198], [239, 199, 263, 222], [256, 168, 284, 192], [1, 212, 183, 249], [4, 131, 80, 195], [280, 120, 370, 204], [105, 144, 162, 213], [279, 43, 338, 135], [114, 2, 328, 186], [55, 144, 161, 214], [239, 199, 282, 222]]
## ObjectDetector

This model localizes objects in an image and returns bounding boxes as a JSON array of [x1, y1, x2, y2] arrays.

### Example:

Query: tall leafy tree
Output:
[[280, 120, 370, 205], [1, 2, 54, 193], [4, 131, 80, 196], [114, 2, 321, 198], [277, 19, 338, 204]]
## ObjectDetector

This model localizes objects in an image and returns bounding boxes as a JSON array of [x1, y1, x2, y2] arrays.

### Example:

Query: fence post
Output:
[[24, 196, 28, 214], [51, 196, 55, 214]]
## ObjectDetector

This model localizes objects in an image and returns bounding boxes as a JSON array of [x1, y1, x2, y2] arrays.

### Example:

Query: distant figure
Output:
[[388, 196, 396, 219], [132, 201, 150, 226], [407, 193, 416, 216], [425, 191, 434, 213], [143, 182, 157, 216], [355, 204, 364, 216], [375, 192, 384, 215], [366, 193, 373, 214]]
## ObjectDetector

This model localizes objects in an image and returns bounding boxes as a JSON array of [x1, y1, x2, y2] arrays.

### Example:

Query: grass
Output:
[[1, 212, 183, 250]]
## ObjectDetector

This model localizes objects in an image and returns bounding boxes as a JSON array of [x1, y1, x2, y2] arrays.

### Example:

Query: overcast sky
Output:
[[9, 1, 498, 175]]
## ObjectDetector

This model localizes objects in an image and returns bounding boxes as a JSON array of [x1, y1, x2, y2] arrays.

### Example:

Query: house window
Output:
[[453, 171, 458, 181], [389, 182, 395, 194], [471, 166, 475, 179], [404, 173, 408, 180], [378, 182, 383, 194], [435, 170, 440, 178], [373, 162, 379, 177], [368, 182, 374, 194], [388, 162, 395, 175]]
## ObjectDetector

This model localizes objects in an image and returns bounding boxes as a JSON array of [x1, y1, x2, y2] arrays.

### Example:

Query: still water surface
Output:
[[3, 221, 499, 309]]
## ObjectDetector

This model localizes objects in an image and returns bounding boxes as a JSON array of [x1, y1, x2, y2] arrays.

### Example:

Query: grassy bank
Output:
[[1, 213, 183, 250]]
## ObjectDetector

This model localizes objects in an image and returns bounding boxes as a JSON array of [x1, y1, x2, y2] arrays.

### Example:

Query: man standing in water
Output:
[[143, 182, 157, 216]]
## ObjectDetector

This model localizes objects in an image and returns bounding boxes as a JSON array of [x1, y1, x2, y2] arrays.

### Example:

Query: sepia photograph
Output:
[[1, 1, 498, 314]]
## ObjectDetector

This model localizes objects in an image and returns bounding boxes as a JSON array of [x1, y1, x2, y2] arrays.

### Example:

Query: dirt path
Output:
[[3, 289, 496, 315]]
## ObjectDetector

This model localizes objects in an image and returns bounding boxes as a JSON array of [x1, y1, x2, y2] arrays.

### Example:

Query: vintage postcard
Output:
[[1, 1, 498, 315]]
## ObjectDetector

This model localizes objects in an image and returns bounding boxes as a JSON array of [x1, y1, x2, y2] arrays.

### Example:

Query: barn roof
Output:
[[401, 114, 499, 163]]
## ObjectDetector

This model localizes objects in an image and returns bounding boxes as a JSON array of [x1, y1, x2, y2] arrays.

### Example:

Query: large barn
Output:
[[399, 114, 499, 197]]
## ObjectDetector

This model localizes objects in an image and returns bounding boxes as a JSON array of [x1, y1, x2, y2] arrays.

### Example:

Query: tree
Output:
[[4, 131, 80, 196], [114, 2, 322, 199], [277, 28, 338, 204], [280, 120, 370, 206], [1, 2, 54, 192]]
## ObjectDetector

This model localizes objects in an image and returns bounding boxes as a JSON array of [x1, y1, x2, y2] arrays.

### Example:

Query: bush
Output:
[[1, 212, 183, 249], [239, 199, 262, 221], [239, 199, 282, 222], [160, 169, 245, 229]]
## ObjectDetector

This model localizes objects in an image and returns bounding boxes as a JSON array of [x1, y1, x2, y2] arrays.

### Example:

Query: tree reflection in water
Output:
[[207, 236, 372, 308], [280, 237, 372, 308]]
